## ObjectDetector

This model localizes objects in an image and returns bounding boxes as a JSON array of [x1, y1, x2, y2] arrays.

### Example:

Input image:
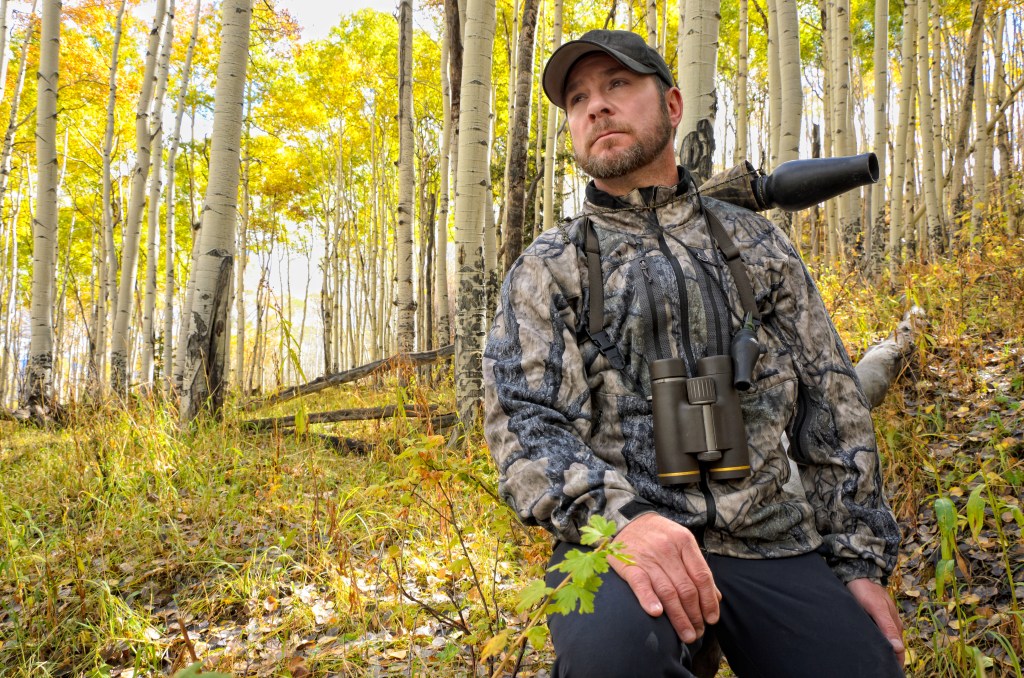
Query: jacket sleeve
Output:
[[483, 241, 648, 544], [769, 230, 900, 584]]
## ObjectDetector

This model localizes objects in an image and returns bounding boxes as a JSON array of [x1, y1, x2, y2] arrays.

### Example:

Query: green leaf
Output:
[[516, 579, 553, 615], [549, 547, 609, 582], [551, 581, 597, 615], [525, 625, 549, 650], [965, 485, 986, 543], [580, 514, 616, 545], [935, 558, 955, 600], [295, 403, 308, 436], [934, 496, 957, 560]]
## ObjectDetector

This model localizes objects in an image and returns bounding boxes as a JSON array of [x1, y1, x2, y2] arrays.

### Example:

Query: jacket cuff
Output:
[[610, 497, 658, 533], [829, 556, 889, 586]]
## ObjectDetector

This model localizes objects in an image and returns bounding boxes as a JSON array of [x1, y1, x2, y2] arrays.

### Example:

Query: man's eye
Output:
[[610, 79, 627, 88], [569, 93, 585, 105]]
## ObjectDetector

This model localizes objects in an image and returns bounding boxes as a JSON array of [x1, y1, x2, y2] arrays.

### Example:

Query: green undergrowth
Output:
[[2, 241, 1023, 677]]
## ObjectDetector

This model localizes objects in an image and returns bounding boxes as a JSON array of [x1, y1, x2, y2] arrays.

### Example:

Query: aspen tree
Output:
[[396, 0, 416, 354], [179, 0, 252, 422], [678, 0, 720, 183], [436, 33, 452, 345], [646, 0, 658, 47], [0, 0, 8, 107], [504, 0, 540, 270], [949, 0, 987, 222], [766, 0, 780, 166], [542, 0, 562, 232], [869, 0, 888, 271], [734, 0, 748, 165], [453, 0, 494, 427], [916, 0, 943, 261], [970, 17, 988, 244], [141, 0, 176, 387], [830, 0, 858, 259], [26, 0, 60, 411], [890, 0, 917, 279], [111, 0, 167, 393], [0, 0, 38, 244], [163, 0, 201, 394]]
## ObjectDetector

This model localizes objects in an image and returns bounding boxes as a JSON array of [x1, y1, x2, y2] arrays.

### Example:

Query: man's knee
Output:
[[546, 542, 692, 678]]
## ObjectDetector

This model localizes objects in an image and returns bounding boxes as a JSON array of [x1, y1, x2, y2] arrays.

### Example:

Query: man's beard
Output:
[[574, 108, 674, 181]]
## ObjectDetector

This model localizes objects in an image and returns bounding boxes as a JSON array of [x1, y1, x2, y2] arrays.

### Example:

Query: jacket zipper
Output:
[[647, 206, 717, 544], [638, 259, 666, 361]]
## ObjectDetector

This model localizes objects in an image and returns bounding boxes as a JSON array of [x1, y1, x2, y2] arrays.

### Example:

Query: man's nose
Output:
[[586, 92, 612, 119]]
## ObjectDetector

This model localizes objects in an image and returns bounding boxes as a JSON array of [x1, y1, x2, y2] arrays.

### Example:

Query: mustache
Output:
[[587, 122, 632, 147]]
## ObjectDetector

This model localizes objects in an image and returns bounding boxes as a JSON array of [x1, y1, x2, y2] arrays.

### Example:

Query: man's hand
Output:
[[611, 512, 721, 643], [847, 578, 905, 666]]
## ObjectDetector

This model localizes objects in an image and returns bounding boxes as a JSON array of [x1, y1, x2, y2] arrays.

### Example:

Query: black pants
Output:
[[545, 542, 904, 678]]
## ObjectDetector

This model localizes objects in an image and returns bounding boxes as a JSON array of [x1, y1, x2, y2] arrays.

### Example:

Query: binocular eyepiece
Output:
[[651, 354, 751, 485]]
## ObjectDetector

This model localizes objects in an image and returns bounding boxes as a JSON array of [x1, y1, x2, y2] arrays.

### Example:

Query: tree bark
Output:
[[110, 0, 167, 394], [889, 0, 916, 280], [179, 0, 252, 423], [734, 0, 748, 166], [436, 33, 453, 346], [948, 0, 986, 222], [869, 0, 888, 273], [503, 0, 540, 272], [141, 0, 176, 387], [916, 0, 944, 261], [396, 0, 416, 354], [26, 0, 60, 412], [453, 0, 494, 428], [163, 0, 201, 394], [542, 0, 562, 232], [678, 0, 720, 183]]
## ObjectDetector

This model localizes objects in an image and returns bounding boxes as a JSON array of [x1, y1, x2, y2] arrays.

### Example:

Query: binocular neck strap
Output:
[[700, 204, 761, 325], [580, 202, 759, 368]]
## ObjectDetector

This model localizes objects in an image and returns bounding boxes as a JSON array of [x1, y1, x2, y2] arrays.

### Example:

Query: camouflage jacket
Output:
[[483, 171, 900, 583]]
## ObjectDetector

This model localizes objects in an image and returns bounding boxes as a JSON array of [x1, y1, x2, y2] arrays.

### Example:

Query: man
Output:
[[483, 30, 904, 677]]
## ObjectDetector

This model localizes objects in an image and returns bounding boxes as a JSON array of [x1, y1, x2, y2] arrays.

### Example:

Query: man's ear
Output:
[[667, 87, 683, 127]]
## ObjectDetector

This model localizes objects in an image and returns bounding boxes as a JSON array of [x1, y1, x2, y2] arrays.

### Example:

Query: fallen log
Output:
[[244, 344, 454, 411], [242, 403, 457, 433], [855, 306, 927, 409]]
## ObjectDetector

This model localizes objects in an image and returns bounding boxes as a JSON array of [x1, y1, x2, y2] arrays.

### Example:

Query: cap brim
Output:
[[542, 40, 658, 109]]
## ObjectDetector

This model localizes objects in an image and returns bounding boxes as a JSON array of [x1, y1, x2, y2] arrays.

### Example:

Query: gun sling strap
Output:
[[581, 196, 761, 370]]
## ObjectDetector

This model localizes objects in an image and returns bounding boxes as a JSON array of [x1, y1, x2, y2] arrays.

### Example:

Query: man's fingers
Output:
[[653, 574, 701, 642], [677, 537, 720, 625], [611, 560, 663, 617]]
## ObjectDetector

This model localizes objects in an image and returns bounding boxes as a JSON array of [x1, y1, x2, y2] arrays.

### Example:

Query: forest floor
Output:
[[1, 243, 1023, 677]]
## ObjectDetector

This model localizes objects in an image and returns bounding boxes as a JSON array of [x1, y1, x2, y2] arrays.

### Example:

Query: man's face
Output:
[[563, 53, 674, 181]]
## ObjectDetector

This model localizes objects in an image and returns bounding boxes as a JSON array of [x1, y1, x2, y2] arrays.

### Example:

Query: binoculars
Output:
[[651, 354, 752, 485]]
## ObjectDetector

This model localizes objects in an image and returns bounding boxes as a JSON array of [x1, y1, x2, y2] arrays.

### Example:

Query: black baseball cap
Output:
[[542, 29, 676, 109]]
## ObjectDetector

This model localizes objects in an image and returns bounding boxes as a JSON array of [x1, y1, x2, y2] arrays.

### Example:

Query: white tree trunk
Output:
[[889, 0, 916, 280], [179, 0, 252, 422], [396, 0, 416, 354], [869, 0, 888, 270], [93, 0, 126, 388], [110, 0, 167, 393], [453, 0, 494, 427], [542, 0, 562, 232], [646, 0, 658, 47], [435, 33, 452, 346], [734, 0, 748, 165], [141, 0, 176, 387], [26, 0, 60, 410], [916, 0, 943, 261], [678, 0, 720, 183], [163, 0, 201, 394]]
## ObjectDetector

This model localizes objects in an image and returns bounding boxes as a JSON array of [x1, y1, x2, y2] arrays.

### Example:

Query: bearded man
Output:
[[483, 30, 904, 678]]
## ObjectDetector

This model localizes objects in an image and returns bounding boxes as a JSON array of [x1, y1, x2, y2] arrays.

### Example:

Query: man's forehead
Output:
[[563, 54, 637, 94]]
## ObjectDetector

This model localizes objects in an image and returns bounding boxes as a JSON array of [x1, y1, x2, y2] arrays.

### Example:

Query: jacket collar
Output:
[[584, 165, 697, 210]]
